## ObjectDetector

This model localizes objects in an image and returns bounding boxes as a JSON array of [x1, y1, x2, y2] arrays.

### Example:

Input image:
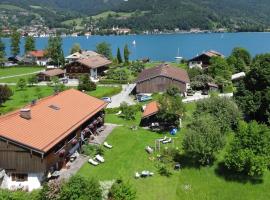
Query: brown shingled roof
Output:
[[0, 89, 107, 153], [78, 55, 112, 69], [136, 64, 190, 83], [142, 101, 159, 118], [39, 69, 65, 77]]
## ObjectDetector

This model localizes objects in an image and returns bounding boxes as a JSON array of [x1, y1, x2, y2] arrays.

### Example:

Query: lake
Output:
[[3, 32, 270, 61]]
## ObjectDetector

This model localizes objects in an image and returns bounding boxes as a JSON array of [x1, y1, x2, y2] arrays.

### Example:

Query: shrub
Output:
[[0, 85, 12, 106], [158, 164, 172, 177], [119, 102, 137, 120], [78, 74, 96, 91], [108, 179, 136, 200]]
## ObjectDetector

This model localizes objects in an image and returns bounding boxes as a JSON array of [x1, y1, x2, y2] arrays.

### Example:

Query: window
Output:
[[11, 173, 28, 182]]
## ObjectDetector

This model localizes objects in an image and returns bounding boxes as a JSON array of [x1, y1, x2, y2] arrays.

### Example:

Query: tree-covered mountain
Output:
[[1, 0, 270, 31]]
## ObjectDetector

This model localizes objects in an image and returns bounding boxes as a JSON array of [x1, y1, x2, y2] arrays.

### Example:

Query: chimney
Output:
[[20, 108, 31, 120]]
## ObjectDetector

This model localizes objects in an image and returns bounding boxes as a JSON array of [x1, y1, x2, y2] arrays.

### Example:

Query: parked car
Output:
[[136, 94, 153, 102], [101, 97, 112, 103]]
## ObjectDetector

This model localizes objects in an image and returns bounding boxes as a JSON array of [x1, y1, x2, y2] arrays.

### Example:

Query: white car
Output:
[[101, 97, 112, 103]]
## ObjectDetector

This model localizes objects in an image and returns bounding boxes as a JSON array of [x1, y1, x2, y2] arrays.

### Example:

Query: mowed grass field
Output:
[[78, 103, 270, 200], [0, 66, 44, 78], [0, 85, 121, 114]]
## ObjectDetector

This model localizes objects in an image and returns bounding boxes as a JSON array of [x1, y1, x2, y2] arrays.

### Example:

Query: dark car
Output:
[[201, 89, 209, 95]]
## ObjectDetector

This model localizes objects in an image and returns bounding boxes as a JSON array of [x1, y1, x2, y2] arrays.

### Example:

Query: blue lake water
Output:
[[3, 32, 270, 61]]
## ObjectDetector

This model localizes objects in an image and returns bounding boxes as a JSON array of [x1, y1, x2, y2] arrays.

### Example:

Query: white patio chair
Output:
[[104, 142, 112, 149], [95, 154, 105, 163], [88, 158, 99, 166]]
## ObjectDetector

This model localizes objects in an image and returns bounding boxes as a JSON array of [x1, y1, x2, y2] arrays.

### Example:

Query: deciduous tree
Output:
[[70, 43, 81, 54], [96, 42, 112, 59], [0, 85, 12, 106], [183, 114, 225, 165], [225, 121, 270, 177], [108, 179, 136, 200]]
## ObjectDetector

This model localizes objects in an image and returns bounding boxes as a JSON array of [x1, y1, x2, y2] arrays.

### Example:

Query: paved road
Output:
[[107, 84, 136, 108], [0, 70, 44, 80], [182, 92, 233, 103]]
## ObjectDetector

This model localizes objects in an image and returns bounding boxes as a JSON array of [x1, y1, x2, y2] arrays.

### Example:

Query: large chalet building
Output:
[[0, 89, 107, 191], [136, 64, 190, 95], [65, 51, 112, 81]]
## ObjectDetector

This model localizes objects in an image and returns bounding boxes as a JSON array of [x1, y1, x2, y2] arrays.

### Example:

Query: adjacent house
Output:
[[65, 55, 112, 81], [26, 50, 49, 66], [136, 64, 190, 95], [0, 89, 107, 191], [65, 51, 100, 63], [188, 50, 224, 69], [37, 69, 66, 82]]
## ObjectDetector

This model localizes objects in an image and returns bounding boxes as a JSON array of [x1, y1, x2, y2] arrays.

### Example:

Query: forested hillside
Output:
[[1, 0, 270, 31]]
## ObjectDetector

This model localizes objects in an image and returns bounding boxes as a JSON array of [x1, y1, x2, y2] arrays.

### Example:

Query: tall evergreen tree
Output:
[[0, 38, 5, 62], [46, 36, 65, 66], [116, 47, 123, 63], [123, 44, 130, 64], [24, 36, 35, 53], [10, 31, 20, 56]]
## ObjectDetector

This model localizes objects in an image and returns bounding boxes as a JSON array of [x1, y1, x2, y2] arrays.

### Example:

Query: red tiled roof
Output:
[[0, 89, 107, 153], [142, 101, 159, 118], [136, 64, 190, 83], [28, 50, 46, 58]]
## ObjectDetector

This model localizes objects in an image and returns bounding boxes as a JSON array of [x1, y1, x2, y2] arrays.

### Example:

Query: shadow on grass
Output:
[[173, 154, 202, 169], [214, 162, 263, 185]]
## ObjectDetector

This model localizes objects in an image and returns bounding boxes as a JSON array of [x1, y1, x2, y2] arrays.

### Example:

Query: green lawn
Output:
[[0, 66, 44, 78], [145, 61, 188, 70], [0, 85, 122, 114], [88, 86, 121, 99], [78, 102, 270, 200], [0, 74, 38, 83], [0, 86, 54, 114]]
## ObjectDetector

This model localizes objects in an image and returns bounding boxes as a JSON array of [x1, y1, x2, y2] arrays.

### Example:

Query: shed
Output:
[[37, 69, 65, 81]]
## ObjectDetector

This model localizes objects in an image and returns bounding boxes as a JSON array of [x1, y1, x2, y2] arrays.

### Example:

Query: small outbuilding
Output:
[[136, 64, 190, 95], [37, 69, 65, 81], [140, 101, 160, 127]]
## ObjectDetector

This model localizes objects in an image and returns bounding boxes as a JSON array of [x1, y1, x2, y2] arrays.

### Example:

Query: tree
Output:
[[24, 36, 35, 53], [70, 43, 81, 54], [0, 85, 12, 106], [51, 77, 66, 93], [0, 38, 5, 62], [60, 175, 102, 200], [119, 102, 136, 120], [183, 114, 225, 165], [123, 44, 130, 65], [190, 74, 214, 90], [78, 74, 96, 91], [46, 36, 65, 66], [39, 180, 62, 200], [11, 31, 21, 56], [187, 67, 203, 80], [130, 62, 144, 75], [108, 179, 136, 200], [107, 69, 129, 81], [16, 78, 27, 90], [27, 75, 38, 86], [224, 121, 270, 177], [195, 97, 241, 134], [157, 86, 185, 128], [208, 57, 232, 81], [116, 47, 123, 63], [231, 47, 251, 66], [96, 42, 112, 59], [235, 53, 270, 124]]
